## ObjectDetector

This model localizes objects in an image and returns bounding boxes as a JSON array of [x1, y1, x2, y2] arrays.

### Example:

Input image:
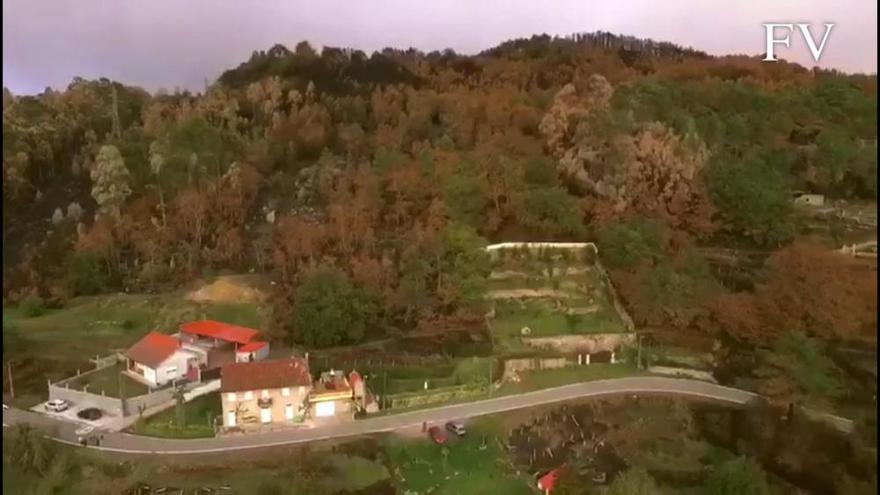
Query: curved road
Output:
[[3, 377, 766, 455]]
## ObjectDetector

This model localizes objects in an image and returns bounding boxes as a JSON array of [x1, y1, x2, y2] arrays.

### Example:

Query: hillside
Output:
[[2, 33, 876, 388]]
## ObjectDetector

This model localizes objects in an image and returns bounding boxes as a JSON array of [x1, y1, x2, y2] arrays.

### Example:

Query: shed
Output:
[[235, 341, 270, 362]]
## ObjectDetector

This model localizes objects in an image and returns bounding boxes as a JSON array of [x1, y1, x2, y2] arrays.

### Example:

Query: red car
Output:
[[428, 425, 447, 444]]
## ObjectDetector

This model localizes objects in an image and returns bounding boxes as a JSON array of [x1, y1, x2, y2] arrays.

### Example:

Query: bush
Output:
[[702, 456, 772, 495], [19, 297, 47, 317]]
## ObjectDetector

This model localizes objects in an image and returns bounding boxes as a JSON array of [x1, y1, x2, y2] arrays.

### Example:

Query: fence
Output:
[[48, 383, 124, 416], [48, 352, 212, 417], [503, 356, 569, 378], [122, 387, 177, 417], [48, 354, 127, 415]]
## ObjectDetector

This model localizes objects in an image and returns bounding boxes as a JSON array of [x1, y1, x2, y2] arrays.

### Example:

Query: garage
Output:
[[314, 401, 335, 417]]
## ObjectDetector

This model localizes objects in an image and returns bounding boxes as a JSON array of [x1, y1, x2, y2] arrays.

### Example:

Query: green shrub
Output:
[[19, 297, 47, 318]]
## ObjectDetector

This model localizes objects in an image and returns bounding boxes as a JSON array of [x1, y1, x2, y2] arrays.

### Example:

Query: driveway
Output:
[[4, 377, 764, 455]]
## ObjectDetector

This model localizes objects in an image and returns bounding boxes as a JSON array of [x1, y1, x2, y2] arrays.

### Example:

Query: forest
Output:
[[2, 32, 877, 381]]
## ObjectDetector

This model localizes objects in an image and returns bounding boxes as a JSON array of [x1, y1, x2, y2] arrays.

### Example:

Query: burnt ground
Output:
[[503, 396, 876, 494], [505, 396, 726, 489]]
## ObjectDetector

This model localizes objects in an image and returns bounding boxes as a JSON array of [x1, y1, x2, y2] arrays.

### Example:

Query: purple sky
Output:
[[3, 0, 877, 95]]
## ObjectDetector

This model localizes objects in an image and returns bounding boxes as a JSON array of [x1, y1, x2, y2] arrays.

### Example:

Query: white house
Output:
[[124, 331, 204, 388]]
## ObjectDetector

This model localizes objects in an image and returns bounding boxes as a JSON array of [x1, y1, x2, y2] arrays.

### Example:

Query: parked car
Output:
[[428, 425, 447, 444], [445, 421, 466, 436], [45, 399, 69, 412]]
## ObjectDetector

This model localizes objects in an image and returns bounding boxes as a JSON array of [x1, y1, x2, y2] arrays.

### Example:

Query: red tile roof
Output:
[[236, 341, 267, 353], [125, 331, 180, 369], [221, 357, 311, 392], [181, 320, 259, 345]]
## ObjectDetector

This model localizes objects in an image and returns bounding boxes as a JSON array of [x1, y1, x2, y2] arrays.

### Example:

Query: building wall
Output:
[[220, 385, 310, 427], [311, 397, 353, 418], [153, 350, 198, 386], [123, 387, 176, 416]]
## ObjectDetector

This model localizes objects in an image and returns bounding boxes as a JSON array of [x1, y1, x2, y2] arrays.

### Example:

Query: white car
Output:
[[45, 399, 70, 412]]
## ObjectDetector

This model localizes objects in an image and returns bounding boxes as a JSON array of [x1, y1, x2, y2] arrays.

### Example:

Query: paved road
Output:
[[4, 377, 763, 455]]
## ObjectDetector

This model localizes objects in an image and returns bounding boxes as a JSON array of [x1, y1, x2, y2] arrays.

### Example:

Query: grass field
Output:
[[497, 363, 650, 395], [486, 251, 629, 355], [384, 417, 533, 495], [365, 357, 495, 396], [129, 392, 221, 439], [3, 293, 265, 407], [493, 299, 623, 335]]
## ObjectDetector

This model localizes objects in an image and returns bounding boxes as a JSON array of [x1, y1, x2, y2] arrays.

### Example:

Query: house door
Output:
[[285, 404, 294, 420], [226, 411, 236, 427], [260, 407, 272, 423], [186, 359, 199, 382]]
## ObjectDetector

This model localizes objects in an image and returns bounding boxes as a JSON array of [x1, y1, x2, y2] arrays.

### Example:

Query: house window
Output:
[[244, 391, 253, 400], [227, 392, 237, 402], [282, 387, 290, 397], [299, 386, 305, 394], [165, 366, 177, 375], [261, 389, 269, 399]]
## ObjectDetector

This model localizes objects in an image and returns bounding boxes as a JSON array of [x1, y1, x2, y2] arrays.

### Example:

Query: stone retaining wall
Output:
[[522, 333, 635, 354]]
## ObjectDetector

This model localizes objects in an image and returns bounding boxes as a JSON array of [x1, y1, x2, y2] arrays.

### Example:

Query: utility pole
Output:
[[637, 334, 643, 370], [383, 372, 387, 410], [110, 84, 121, 139], [6, 361, 14, 400], [488, 359, 493, 397]]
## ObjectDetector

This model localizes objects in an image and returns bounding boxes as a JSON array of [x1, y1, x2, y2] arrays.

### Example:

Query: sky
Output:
[[3, 0, 877, 95]]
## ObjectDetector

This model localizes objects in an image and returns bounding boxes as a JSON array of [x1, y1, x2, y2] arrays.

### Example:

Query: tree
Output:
[[607, 467, 662, 495], [3, 423, 55, 476], [707, 156, 794, 246], [292, 268, 379, 347], [438, 223, 490, 310], [516, 187, 584, 237], [754, 332, 843, 404], [90, 144, 132, 218], [757, 243, 877, 340], [68, 252, 109, 296], [599, 220, 662, 269], [702, 457, 772, 495]]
